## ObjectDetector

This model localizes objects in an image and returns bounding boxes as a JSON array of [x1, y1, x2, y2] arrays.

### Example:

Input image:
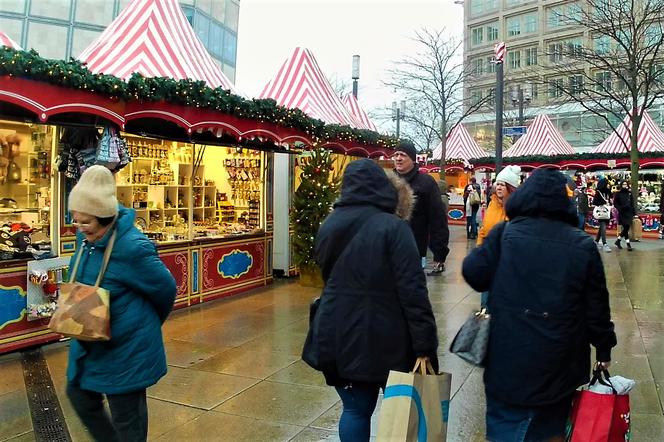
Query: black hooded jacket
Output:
[[396, 165, 450, 262], [302, 159, 439, 386], [462, 169, 616, 406], [613, 188, 636, 226]]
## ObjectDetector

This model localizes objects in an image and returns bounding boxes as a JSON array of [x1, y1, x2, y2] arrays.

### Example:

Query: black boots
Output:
[[615, 239, 622, 249]]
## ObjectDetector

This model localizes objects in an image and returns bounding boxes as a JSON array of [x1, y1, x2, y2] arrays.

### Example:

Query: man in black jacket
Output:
[[462, 169, 616, 441], [393, 143, 450, 274]]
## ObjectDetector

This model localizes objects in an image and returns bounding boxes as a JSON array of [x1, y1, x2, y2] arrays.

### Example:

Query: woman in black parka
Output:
[[613, 180, 637, 250], [303, 159, 438, 442], [462, 169, 616, 442]]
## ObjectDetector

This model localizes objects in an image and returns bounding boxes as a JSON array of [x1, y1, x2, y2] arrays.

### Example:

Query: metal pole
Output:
[[352, 80, 358, 98], [396, 108, 401, 138], [518, 87, 524, 126], [495, 62, 504, 173]]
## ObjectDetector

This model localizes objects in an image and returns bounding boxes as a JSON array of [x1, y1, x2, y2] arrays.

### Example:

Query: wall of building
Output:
[[0, 0, 239, 82]]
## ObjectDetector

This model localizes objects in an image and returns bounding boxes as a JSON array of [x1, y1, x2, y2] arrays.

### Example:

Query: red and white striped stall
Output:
[[259, 47, 358, 127], [78, 0, 236, 92], [0, 31, 21, 49], [431, 123, 488, 171], [342, 93, 378, 131], [504, 114, 575, 160], [592, 109, 664, 154]]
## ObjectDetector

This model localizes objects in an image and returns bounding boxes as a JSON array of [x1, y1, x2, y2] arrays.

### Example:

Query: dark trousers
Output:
[[466, 211, 478, 237], [335, 383, 381, 441], [578, 213, 586, 230], [66, 383, 148, 442], [595, 220, 608, 244], [619, 223, 631, 240]]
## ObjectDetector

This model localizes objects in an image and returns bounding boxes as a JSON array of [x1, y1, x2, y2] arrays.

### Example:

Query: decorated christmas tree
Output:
[[291, 148, 341, 273]]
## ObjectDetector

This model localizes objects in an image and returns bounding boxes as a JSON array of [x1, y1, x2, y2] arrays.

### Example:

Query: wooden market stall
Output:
[[0, 3, 395, 353]]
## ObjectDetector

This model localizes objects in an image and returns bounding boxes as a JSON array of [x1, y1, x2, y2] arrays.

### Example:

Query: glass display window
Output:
[[0, 120, 55, 260]]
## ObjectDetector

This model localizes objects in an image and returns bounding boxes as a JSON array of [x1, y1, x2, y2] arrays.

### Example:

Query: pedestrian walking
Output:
[[613, 180, 637, 251], [575, 184, 591, 230], [65, 166, 177, 442], [464, 183, 481, 239], [659, 183, 664, 239], [302, 159, 439, 442], [593, 178, 613, 252], [392, 142, 449, 274], [462, 169, 617, 442]]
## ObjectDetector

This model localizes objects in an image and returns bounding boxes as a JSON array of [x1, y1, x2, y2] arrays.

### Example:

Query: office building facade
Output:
[[463, 0, 664, 152], [0, 0, 239, 82]]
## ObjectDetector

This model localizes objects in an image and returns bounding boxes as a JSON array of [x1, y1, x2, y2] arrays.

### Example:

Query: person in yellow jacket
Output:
[[477, 165, 522, 245], [477, 165, 521, 308]]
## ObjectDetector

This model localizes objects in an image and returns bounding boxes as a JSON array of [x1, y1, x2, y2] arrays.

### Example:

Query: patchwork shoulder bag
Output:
[[48, 230, 117, 341]]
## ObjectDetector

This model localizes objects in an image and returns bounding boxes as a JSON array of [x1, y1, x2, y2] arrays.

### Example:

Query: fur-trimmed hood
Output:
[[386, 170, 416, 221]]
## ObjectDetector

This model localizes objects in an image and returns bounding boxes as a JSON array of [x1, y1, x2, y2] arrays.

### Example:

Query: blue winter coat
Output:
[[462, 170, 616, 406], [66, 206, 176, 394]]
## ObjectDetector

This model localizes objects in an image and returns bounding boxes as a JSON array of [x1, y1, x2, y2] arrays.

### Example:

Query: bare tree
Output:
[[328, 74, 351, 99], [369, 99, 439, 153], [383, 28, 489, 184], [545, 0, 664, 201]]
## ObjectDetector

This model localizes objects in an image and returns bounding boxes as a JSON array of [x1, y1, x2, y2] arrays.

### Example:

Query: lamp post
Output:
[[494, 42, 506, 174], [392, 100, 406, 138], [352, 55, 360, 98], [511, 84, 531, 127]]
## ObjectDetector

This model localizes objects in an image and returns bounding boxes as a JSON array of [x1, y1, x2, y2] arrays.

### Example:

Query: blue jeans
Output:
[[335, 383, 381, 442], [467, 211, 478, 237], [578, 213, 586, 230]]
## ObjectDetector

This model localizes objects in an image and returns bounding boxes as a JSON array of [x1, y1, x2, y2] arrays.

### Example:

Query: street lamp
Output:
[[510, 84, 532, 126], [392, 100, 406, 138], [352, 55, 360, 98]]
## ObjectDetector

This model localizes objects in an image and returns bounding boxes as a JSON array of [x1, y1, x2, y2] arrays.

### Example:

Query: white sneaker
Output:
[[603, 244, 612, 253], [596, 241, 602, 249]]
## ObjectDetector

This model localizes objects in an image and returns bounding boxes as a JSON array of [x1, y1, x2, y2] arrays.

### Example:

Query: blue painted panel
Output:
[[0, 286, 26, 330], [217, 249, 253, 279]]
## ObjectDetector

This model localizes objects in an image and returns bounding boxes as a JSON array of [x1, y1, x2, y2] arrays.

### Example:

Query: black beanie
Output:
[[396, 141, 417, 162]]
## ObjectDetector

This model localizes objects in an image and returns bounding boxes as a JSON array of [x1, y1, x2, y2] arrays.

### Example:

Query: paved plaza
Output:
[[1, 227, 664, 441]]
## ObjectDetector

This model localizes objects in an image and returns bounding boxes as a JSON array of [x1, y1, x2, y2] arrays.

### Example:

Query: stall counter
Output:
[[0, 233, 273, 354]]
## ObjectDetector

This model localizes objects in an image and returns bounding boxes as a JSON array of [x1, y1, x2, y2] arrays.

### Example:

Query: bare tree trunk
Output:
[[630, 116, 640, 207]]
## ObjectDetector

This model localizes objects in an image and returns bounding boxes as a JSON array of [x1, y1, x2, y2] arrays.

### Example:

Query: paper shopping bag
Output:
[[48, 282, 111, 341], [376, 362, 451, 442], [568, 372, 630, 442]]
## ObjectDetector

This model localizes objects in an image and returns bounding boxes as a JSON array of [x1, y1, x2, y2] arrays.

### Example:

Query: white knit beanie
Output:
[[495, 165, 522, 189], [68, 165, 118, 218]]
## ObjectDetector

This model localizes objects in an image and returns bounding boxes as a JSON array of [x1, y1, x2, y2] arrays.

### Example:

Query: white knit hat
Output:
[[496, 165, 521, 189], [68, 165, 118, 218]]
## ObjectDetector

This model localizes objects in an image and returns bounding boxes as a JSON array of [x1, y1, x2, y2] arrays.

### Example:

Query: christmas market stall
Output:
[[0, 3, 396, 353], [425, 123, 490, 225], [342, 93, 378, 131]]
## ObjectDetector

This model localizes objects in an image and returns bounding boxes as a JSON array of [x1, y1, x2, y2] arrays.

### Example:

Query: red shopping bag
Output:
[[568, 369, 630, 442]]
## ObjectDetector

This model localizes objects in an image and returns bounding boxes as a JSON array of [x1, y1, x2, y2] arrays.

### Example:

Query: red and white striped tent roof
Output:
[[432, 123, 487, 163], [78, 0, 236, 92], [342, 94, 378, 131], [0, 31, 20, 49], [592, 109, 664, 154], [259, 47, 359, 127], [503, 114, 575, 157]]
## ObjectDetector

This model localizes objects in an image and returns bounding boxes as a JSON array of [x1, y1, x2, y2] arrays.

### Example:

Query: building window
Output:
[[508, 50, 521, 69], [487, 88, 496, 106], [470, 89, 484, 106], [547, 3, 581, 28], [595, 71, 612, 91], [524, 13, 538, 34], [549, 43, 564, 63], [566, 39, 583, 57], [549, 79, 564, 98], [525, 47, 538, 66], [182, 6, 195, 25], [507, 16, 521, 37], [486, 57, 497, 73], [472, 26, 484, 45], [593, 35, 611, 55], [487, 22, 499, 41], [569, 75, 584, 96], [471, 0, 483, 16], [646, 25, 663, 47], [472, 58, 485, 76], [529, 82, 539, 101], [223, 29, 237, 65]]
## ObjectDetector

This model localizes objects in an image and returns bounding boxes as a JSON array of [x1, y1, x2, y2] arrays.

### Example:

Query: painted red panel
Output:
[[201, 240, 265, 292], [159, 251, 189, 299]]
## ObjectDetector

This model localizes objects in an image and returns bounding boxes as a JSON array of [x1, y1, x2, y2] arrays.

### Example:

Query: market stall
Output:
[[342, 93, 378, 131], [0, 3, 396, 353], [427, 123, 490, 224]]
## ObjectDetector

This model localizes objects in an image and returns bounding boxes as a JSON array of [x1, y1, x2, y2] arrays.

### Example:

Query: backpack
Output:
[[469, 190, 481, 206]]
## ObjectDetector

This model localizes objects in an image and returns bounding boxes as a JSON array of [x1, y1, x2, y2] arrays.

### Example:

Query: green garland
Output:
[[470, 150, 664, 165], [0, 47, 398, 149]]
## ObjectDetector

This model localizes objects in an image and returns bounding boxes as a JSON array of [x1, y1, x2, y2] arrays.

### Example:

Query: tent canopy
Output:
[[592, 109, 664, 154], [432, 123, 487, 164], [503, 114, 575, 157], [77, 0, 236, 92], [259, 47, 359, 127], [342, 93, 378, 131], [0, 31, 20, 49]]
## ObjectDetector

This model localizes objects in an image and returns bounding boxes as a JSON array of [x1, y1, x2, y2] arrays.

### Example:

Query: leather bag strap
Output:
[[68, 228, 117, 287]]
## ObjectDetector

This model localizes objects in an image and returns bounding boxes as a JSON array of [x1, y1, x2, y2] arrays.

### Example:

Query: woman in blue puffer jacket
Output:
[[65, 165, 176, 442]]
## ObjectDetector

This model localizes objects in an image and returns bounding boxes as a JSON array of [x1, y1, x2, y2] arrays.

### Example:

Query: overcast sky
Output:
[[235, 0, 464, 133]]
